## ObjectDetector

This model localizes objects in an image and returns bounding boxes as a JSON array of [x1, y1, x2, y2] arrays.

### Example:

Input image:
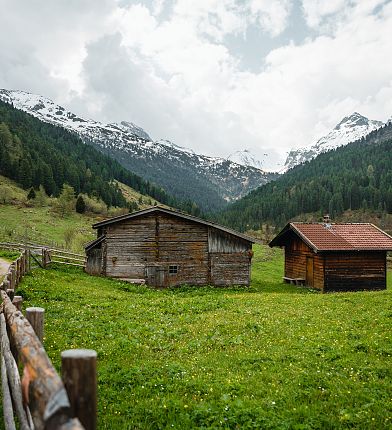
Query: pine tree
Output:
[[27, 188, 36, 200], [75, 195, 86, 214]]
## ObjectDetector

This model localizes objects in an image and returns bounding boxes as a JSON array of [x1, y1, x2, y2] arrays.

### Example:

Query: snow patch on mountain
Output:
[[283, 112, 384, 172], [0, 88, 277, 207], [227, 149, 264, 169]]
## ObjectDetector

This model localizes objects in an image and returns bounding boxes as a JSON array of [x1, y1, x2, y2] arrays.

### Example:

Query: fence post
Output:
[[26, 307, 45, 342], [10, 267, 15, 290], [26, 249, 31, 273], [6, 289, 15, 301], [12, 296, 23, 312], [61, 349, 97, 430]]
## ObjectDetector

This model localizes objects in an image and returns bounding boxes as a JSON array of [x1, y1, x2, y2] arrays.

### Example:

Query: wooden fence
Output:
[[0, 242, 86, 269], [0, 249, 96, 429]]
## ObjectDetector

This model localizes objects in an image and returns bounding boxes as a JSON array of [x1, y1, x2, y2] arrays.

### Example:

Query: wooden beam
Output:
[[1, 354, 16, 430], [1, 292, 72, 429], [0, 314, 30, 430]]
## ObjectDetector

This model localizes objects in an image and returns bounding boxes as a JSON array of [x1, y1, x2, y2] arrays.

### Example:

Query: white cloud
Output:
[[249, 0, 293, 36], [301, 0, 348, 28], [0, 0, 391, 170]]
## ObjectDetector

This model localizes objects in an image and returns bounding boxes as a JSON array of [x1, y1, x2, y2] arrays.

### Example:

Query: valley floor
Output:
[[3, 245, 392, 429]]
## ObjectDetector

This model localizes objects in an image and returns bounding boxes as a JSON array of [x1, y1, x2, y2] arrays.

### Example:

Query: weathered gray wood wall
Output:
[[85, 248, 102, 275], [88, 212, 253, 287]]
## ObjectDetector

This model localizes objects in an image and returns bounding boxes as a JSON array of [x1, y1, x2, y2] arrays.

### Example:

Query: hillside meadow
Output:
[[5, 245, 390, 429], [0, 174, 171, 252]]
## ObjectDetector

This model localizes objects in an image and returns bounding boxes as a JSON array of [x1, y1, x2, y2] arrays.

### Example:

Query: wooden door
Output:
[[306, 256, 314, 287]]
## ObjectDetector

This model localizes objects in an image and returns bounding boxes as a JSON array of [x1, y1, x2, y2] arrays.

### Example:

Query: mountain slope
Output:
[[218, 122, 392, 231], [0, 89, 277, 211], [0, 99, 197, 213], [284, 112, 384, 171]]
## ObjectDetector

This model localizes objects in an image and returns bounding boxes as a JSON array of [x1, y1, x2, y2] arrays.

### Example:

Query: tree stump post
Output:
[[12, 296, 23, 312], [26, 249, 31, 273], [26, 307, 45, 342], [10, 267, 15, 290], [61, 349, 97, 430], [6, 289, 15, 301]]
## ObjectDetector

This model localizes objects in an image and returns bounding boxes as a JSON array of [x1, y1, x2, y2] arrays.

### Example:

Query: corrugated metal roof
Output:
[[92, 207, 262, 244], [270, 222, 392, 251]]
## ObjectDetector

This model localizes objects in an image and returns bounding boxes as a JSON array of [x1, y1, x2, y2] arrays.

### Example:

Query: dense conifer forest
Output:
[[218, 123, 392, 231], [0, 100, 200, 214]]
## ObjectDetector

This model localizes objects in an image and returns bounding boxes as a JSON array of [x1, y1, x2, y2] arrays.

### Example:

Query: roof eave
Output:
[[92, 207, 259, 244]]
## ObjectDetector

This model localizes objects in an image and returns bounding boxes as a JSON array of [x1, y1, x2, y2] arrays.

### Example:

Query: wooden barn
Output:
[[269, 221, 392, 292], [85, 207, 258, 287]]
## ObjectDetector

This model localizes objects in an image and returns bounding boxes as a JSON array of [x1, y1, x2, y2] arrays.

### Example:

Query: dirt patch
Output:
[[0, 258, 10, 280]]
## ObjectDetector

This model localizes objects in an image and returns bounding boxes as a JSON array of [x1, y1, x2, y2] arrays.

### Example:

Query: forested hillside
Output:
[[0, 100, 200, 213], [218, 123, 392, 231]]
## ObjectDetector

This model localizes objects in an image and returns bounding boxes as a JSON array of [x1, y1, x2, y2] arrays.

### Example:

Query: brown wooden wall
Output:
[[284, 234, 325, 290], [324, 251, 386, 292], [283, 232, 387, 291], [89, 212, 253, 287]]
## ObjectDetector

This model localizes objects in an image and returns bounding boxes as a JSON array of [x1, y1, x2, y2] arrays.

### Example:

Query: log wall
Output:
[[91, 212, 253, 287], [324, 251, 386, 292], [284, 235, 324, 290], [105, 214, 156, 279]]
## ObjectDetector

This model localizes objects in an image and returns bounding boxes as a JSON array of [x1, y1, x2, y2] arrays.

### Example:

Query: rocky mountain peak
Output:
[[283, 112, 385, 172]]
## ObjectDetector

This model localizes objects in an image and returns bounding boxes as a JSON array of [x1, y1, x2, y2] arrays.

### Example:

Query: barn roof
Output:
[[85, 235, 106, 252], [269, 222, 392, 252], [92, 206, 261, 244]]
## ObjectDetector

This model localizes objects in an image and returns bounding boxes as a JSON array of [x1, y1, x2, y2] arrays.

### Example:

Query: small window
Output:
[[169, 265, 178, 274]]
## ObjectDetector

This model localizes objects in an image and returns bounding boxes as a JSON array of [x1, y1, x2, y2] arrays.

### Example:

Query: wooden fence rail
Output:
[[0, 242, 86, 269], [0, 249, 96, 429]]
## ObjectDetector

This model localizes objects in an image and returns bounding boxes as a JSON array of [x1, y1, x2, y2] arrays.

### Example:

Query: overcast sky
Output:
[[1, 0, 392, 169]]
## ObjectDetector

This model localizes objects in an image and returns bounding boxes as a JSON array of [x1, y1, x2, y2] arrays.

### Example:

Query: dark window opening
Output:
[[169, 265, 178, 274]]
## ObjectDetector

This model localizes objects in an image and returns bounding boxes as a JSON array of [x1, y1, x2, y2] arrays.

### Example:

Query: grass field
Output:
[[0, 204, 96, 251], [11, 245, 391, 429]]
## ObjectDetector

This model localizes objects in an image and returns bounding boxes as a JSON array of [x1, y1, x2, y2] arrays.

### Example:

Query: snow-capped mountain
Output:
[[0, 89, 277, 211], [284, 112, 384, 171], [226, 149, 264, 169]]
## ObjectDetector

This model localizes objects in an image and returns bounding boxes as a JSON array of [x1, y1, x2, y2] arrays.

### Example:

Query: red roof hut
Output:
[[269, 222, 392, 292]]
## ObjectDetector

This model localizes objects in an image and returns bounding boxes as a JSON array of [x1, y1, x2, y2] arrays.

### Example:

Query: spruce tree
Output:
[[27, 188, 36, 200], [75, 195, 86, 214]]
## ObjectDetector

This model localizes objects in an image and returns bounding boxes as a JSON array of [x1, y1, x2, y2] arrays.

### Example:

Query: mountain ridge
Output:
[[218, 120, 392, 231], [283, 112, 385, 171], [0, 89, 277, 212]]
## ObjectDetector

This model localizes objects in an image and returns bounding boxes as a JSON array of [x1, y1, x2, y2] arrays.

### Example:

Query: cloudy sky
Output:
[[1, 0, 392, 169]]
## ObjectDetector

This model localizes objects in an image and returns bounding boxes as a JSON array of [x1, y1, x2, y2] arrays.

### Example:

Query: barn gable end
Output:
[[85, 207, 257, 287]]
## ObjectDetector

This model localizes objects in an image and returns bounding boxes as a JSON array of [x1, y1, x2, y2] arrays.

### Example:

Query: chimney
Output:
[[323, 214, 332, 229]]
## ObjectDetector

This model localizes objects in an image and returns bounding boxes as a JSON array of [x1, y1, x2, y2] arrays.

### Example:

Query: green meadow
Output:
[[9, 245, 392, 429]]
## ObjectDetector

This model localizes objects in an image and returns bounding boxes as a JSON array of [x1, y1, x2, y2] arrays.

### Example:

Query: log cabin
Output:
[[85, 207, 258, 287], [269, 221, 392, 292]]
